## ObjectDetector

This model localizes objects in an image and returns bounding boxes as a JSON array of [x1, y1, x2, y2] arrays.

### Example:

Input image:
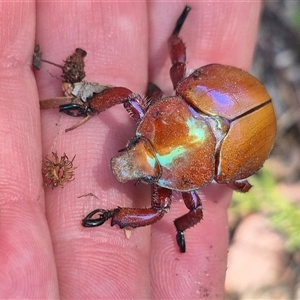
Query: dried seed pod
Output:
[[32, 46, 87, 84], [62, 48, 87, 84], [42, 152, 76, 188]]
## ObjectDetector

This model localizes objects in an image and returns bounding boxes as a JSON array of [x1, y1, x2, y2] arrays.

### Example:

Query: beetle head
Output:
[[111, 136, 161, 184]]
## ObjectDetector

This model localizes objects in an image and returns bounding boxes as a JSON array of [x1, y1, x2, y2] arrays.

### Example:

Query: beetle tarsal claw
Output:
[[176, 231, 186, 253], [82, 209, 115, 227]]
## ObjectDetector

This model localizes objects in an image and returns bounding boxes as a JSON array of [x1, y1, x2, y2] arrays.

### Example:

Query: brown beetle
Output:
[[79, 6, 276, 252], [37, 6, 276, 252]]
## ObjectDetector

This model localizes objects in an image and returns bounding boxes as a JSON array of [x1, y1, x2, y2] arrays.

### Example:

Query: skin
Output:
[[0, 1, 261, 299]]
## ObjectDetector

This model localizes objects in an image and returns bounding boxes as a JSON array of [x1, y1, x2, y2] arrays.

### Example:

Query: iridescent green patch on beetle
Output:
[[111, 137, 161, 184], [146, 155, 158, 169], [186, 117, 206, 143], [36, 6, 277, 254], [133, 97, 218, 190], [156, 146, 186, 167]]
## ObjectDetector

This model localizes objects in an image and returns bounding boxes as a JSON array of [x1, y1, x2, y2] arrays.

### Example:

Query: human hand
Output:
[[0, 2, 261, 298]]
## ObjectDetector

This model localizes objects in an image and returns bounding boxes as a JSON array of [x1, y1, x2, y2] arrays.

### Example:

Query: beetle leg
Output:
[[145, 82, 164, 108], [111, 185, 172, 228], [227, 180, 252, 193], [41, 87, 148, 131], [89, 87, 147, 124], [82, 185, 172, 229], [82, 209, 117, 227], [174, 190, 203, 253], [59, 102, 98, 132], [59, 103, 89, 117], [168, 6, 191, 89]]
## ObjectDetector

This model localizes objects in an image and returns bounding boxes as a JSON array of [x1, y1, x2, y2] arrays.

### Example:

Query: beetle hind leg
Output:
[[227, 180, 252, 193], [145, 82, 163, 108], [174, 191, 203, 253], [168, 6, 191, 88]]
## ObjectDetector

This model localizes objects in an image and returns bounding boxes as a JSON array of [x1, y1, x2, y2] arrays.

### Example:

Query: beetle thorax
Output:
[[111, 96, 221, 191]]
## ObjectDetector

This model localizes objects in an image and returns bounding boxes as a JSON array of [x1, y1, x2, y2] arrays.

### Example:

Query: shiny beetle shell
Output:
[[81, 6, 278, 253], [176, 64, 276, 184], [112, 64, 276, 191]]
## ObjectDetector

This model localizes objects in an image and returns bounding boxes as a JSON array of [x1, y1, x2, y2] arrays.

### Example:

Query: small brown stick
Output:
[[39, 96, 82, 110]]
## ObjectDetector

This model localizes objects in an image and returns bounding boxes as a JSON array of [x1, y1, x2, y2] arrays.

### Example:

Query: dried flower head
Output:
[[42, 152, 76, 188]]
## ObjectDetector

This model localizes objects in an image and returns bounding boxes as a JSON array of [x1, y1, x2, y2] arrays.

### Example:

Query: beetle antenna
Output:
[[172, 6, 191, 36]]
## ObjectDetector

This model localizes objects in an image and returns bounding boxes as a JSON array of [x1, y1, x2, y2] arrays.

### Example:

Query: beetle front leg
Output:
[[168, 6, 191, 88], [174, 190, 203, 253], [82, 185, 172, 229], [145, 83, 164, 107], [89, 87, 147, 124], [82, 209, 117, 227], [59, 103, 91, 117], [112, 185, 172, 228]]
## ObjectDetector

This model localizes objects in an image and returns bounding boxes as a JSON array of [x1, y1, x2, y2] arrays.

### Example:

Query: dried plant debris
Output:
[[32, 45, 87, 84], [42, 152, 76, 188], [77, 193, 100, 199], [32, 45, 43, 70], [62, 48, 87, 84]]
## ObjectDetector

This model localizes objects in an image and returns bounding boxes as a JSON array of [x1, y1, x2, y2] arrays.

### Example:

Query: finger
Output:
[[147, 2, 261, 298], [36, 2, 150, 298], [0, 2, 59, 298]]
